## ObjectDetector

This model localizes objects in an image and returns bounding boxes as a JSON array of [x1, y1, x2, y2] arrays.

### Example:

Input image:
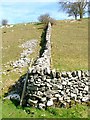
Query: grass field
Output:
[[2, 99, 89, 118], [2, 23, 44, 93], [51, 19, 88, 71], [1, 19, 89, 118]]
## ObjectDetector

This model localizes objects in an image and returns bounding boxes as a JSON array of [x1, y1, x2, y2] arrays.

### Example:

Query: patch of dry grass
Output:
[[1, 19, 88, 93], [2, 23, 43, 64], [51, 19, 88, 71], [1, 23, 44, 93]]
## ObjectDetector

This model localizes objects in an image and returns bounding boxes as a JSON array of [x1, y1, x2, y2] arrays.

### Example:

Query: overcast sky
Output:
[[0, 0, 88, 24]]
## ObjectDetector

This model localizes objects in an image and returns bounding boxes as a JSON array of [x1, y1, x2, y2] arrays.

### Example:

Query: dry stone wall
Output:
[[25, 70, 89, 109], [22, 23, 89, 109], [6, 22, 89, 109], [31, 22, 51, 72]]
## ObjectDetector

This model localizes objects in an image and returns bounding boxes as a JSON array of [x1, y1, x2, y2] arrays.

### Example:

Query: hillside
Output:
[[1, 19, 88, 93], [51, 19, 88, 71], [2, 23, 44, 93], [1, 19, 89, 118]]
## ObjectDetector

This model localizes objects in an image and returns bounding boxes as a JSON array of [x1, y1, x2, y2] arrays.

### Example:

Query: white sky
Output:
[[1, 0, 59, 2], [1, 0, 82, 3]]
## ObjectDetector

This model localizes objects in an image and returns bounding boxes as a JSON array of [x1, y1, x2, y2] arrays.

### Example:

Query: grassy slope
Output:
[[51, 19, 88, 71], [2, 23, 43, 93], [1, 19, 89, 118], [2, 23, 42, 64]]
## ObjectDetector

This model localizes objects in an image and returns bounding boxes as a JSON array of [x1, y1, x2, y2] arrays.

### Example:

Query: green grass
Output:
[[2, 23, 44, 93], [1, 19, 89, 118], [2, 99, 89, 118], [2, 23, 43, 64], [51, 19, 88, 71], [2, 19, 88, 92]]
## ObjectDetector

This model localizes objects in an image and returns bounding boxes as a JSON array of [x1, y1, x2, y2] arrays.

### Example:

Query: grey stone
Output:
[[60, 102, 66, 108], [78, 87, 84, 91], [42, 75, 46, 81], [28, 99, 38, 106], [55, 94, 61, 98], [67, 72, 72, 78], [59, 97, 63, 101], [85, 71, 90, 77], [40, 83, 45, 86], [41, 87, 45, 92], [58, 85, 63, 90], [56, 71, 61, 78], [61, 91, 64, 95], [51, 69, 56, 78], [29, 86, 38, 91], [67, 81, 72, 86], [46, 83, 52, 88], [33, 74, 38, 79], [46, 67, 51, 74], [37, 78, 41, 82], [32, 68, 37, 74], [82, 97, 88, 102], [37, 91, 43, 96], [9, 94, 20, 101], [45, 79, 51, 83], [38, 103, 46, 109], [41, 97, 46, 102], [47, 99, 53, 106], [62, 81, 67, 85], [30, 78, 34, 83], [61, 72, 68, 78], [71, 71, 77, 77], [71, 93, 77, 98], [84, 86, 88, 91], [66, 89, 70, 93], [51, 97, 57, 101], [67, 99, 71, 103], [77, 71, 82, 78]]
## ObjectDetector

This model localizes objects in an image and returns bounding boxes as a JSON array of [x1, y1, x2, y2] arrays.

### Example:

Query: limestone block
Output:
[[28, 99, 38, 106], [38, 103, 46, 109], [47, 99, 53, 106]]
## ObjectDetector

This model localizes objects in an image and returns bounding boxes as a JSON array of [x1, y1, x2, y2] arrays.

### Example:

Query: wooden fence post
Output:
[[20, 58, 33, 106]]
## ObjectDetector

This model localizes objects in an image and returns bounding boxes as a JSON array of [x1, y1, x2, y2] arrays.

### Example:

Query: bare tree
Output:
[[2, 19, 8, 26], [67, 2, 79, 20], [77, 0, 88, 19], [38, 13, 56, 25], [59, 0, 88, 19], [88, 1, 90, 16]]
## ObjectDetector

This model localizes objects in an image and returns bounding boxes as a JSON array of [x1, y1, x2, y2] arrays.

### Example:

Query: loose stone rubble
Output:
[[5, 22, 89, 109], [11, 39, 37, 68]]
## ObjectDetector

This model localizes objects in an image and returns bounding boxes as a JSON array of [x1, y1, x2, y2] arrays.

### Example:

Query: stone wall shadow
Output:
[[39, 25, 48, 57], [3, 24, 48, 107], [33, 25, 48, 64], [3, 73, 27, 107]]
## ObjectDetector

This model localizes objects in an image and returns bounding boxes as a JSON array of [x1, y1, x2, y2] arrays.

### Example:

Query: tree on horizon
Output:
[[59, 0, 88, 20]]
